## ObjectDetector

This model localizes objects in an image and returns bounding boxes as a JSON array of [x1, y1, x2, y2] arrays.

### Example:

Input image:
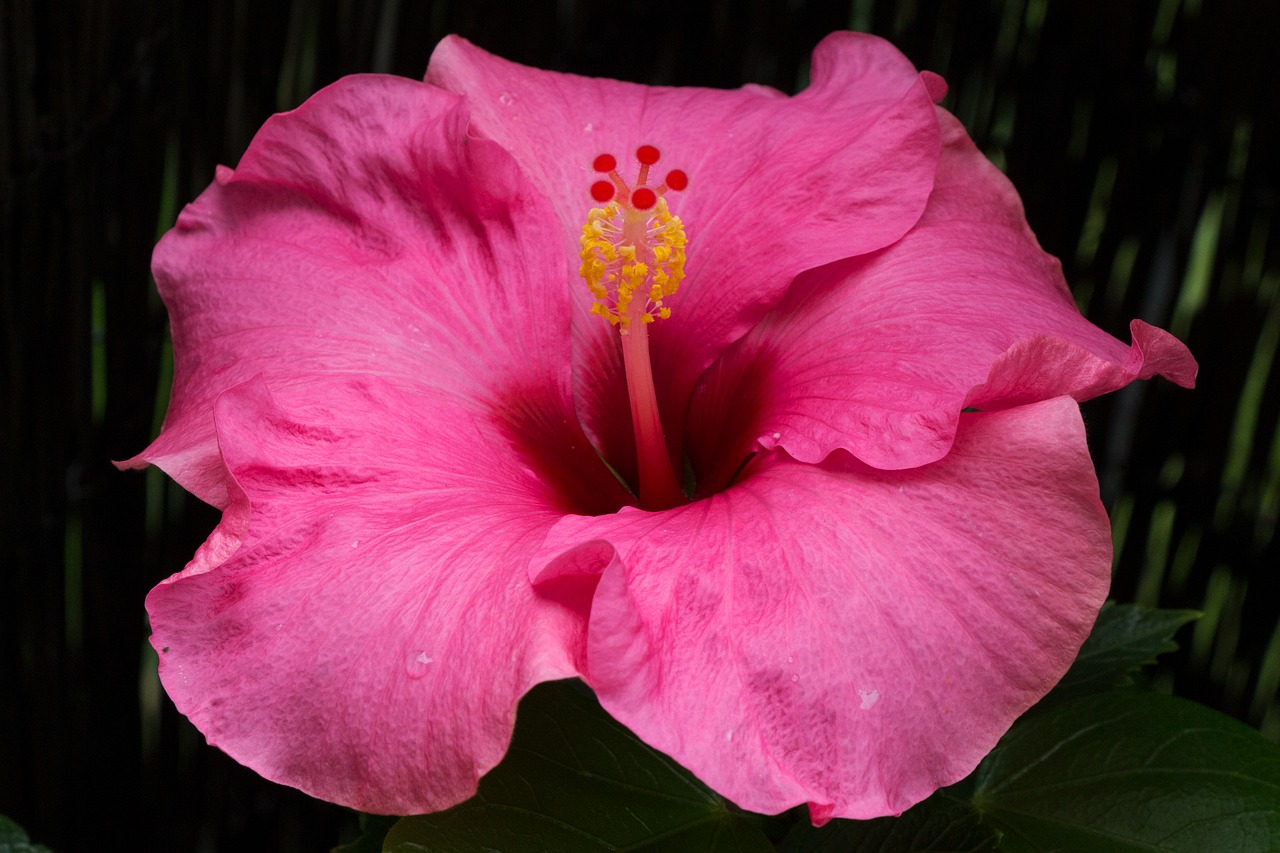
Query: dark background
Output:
[[4, 1, 1278, 850]]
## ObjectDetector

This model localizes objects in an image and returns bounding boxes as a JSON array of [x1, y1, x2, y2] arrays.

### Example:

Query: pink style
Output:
[[123, 33, 1196, 824]]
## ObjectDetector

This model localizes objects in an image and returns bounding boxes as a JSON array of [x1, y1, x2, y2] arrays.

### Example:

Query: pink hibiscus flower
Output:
[[123, 32, 1196, 822]]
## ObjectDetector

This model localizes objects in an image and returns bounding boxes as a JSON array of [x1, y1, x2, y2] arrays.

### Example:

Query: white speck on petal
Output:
[[859, 689, 880, 710], [406, 650, 434, 679]]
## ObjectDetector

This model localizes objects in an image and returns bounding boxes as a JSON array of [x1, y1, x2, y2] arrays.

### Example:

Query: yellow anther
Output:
[[578, 196, 687, 332]]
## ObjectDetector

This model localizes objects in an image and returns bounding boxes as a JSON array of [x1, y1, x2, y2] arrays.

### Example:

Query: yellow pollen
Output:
[[579, 197, 688, 332]]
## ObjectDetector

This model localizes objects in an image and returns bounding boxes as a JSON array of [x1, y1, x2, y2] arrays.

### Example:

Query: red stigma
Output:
[[636, 145, 661, 165], [631, 187, 657, 210], [591, 181, 616, 202], [587, 146, 686, 210]]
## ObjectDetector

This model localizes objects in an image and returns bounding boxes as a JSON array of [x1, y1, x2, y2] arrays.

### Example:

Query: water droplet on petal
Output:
[[790, 674, 799, 682], [406, 650, 434, 679], [859, 689, 880, 710], [498, 91, 515, 106], [583, 122, 595, 132], [351, 539, 359, 548]]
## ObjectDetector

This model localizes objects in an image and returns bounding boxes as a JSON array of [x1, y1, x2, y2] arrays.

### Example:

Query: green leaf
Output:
[[1049, 602, 1199, 701], [332, 813, 397, 853], [799, 689, 1280, 852], [384, 680, 772, 853], [777, 792, 999, 852], [972, 691, 1280, 852], [0, 815, 54, 853]]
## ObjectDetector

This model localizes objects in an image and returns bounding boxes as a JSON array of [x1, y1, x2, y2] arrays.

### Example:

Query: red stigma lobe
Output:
[[591, 181, 616, 202], [631, 187, 657, 210]]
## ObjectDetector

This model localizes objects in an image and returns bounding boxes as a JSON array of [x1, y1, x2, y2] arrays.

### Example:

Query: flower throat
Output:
[[579, 145, 688, 510]]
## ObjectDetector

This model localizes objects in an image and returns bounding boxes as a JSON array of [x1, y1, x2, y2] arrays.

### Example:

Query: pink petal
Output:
[[426, 34, 944, 485], [688, 108, 1196, 485], [130, 71, 633, 811], [119, 74, 578, 505], [425, 33, 940, 283], [148, 376, 594, 814], [964, 318, 1198, 408], [533, 397, 1110, 820]]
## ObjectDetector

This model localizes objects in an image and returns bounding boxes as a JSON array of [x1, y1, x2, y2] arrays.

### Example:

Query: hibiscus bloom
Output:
[[124, 32, 1196, 822]]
